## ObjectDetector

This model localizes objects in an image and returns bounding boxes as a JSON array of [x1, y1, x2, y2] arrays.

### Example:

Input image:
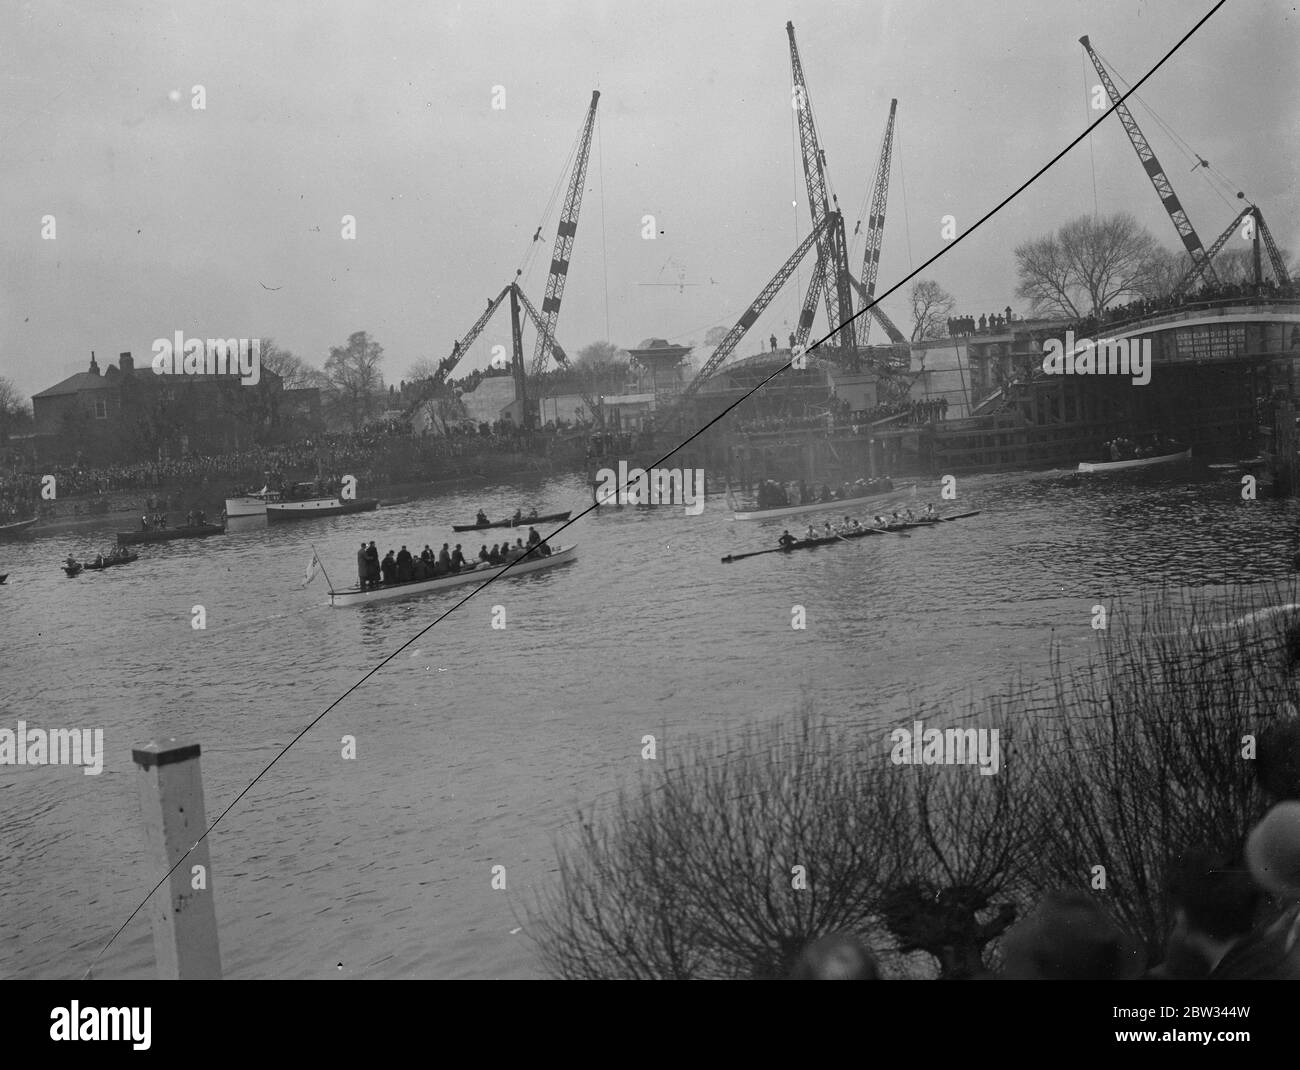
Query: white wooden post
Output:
[[132, 739, 222, 979]]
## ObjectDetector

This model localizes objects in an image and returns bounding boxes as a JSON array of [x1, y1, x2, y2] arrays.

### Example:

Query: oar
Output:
[[722, 544, 800, 563]]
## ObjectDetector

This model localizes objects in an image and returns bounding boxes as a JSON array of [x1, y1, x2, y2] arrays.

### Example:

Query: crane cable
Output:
[[1093, 46, 1244, 213], [518, 116, 585, 284], [1083, 51, 1100, 217]]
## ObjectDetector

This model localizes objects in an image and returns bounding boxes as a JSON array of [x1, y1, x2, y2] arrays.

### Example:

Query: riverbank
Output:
[[25, 462, 576, 535]]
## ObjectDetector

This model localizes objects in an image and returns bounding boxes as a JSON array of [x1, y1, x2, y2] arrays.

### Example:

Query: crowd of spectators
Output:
[[0, 417, 584, 516], [948, 307, 1017, 337], [1068, 277, 1300, 339]]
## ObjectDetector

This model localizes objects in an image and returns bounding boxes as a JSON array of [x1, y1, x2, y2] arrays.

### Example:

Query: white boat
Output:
[[732, 482, 915, 521], [266, 497, 380, 521], [224, 486, 282, 518], [329, 545, 577, 606], [1077, 447, 1190, 473]]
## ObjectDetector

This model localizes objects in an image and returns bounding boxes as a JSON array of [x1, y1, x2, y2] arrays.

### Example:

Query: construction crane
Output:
[[787, 21, 858, 356], [1174, 203, 1293, 297], [855, 99, 905, 345], [532, 89, 600, 376], [1080, 35, 1216, 283], [410, 278, 607, 429], [513, 284, 606, 425]]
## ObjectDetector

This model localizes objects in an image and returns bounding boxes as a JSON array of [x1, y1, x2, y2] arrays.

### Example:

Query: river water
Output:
[[1, 465, 1297, 978]]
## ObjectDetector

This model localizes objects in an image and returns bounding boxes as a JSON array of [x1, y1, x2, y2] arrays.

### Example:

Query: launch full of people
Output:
[[354, 522, 551, 590]]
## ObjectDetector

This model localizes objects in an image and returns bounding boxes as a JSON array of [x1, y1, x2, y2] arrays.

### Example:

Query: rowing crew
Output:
[[786, 504, 938, 545]]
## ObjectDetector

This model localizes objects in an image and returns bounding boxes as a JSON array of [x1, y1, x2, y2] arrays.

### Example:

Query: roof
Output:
[[32, 368, 280, 399], [32, 372, 118, 399]]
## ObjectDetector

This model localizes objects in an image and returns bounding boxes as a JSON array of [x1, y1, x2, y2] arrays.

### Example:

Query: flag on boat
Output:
[[302, 549, 321, 588]]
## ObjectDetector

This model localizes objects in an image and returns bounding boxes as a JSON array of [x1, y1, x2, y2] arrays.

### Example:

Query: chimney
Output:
[[88, 351, 100, 376], [119, 351, 134, 374]]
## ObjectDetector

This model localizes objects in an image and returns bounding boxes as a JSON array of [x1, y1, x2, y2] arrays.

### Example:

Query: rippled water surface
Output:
[[2, 466, 1297, 978]]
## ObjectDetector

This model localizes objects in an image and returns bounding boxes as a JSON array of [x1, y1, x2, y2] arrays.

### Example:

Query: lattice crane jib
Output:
[[1080, 35, 1216, 283], [858, 99, 903, 346], [531, 90, 601, 376], [514, 283, 605, 427], [787, 22, 857, 354]]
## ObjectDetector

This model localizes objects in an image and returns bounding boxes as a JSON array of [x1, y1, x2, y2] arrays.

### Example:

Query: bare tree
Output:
[[1212, 245, 1294, 286], [406, 357, 440, 382], [260, 339, 326, 391], [909, 280, 956, 341], [704, 325, 729, 348], [1015, 213, 1162, 317], [0, 376, 32, 437], [323, 331, 385, 429]]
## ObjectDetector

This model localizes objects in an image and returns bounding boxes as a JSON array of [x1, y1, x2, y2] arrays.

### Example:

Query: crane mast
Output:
[[1174, 204, 1293, 297], [787, 21, 858, 356], [1080, 35, 1216, 282], [857, 99, 904, 345], [532, 90, 601, 376]]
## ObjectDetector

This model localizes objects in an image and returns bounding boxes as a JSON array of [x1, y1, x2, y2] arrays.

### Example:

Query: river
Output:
[[1, 464, 1296, 978]]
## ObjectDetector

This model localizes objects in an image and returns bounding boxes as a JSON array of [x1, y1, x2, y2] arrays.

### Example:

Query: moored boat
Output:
[[732, 482, 915, 521], [117, 522, 225, 546], [224, 486, 283, 517], [452, 510, 572, 532], [722, 511, 981, 563], [329, 545, 577, 606], [266, 497, 380, 521], [0, 516, 38, 538], [0, 574, 7, 584], [1077, 447, 1190, 473]]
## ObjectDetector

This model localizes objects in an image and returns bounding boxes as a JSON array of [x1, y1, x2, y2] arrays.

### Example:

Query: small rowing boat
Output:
[[732, 482, 916, 521], [329, 545, 577, 606], [64, 551, 139, 575], [0, 574, 8, 584], [118, 522, 225, 546], [1077, 447, 1190, 473], [452, 510, 572, 532], [721, 511, 981, 563], [0, 516, 37, 538]]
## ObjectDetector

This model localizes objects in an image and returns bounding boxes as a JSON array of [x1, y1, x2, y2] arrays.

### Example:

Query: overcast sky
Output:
[[2, 0, 1296, 398]]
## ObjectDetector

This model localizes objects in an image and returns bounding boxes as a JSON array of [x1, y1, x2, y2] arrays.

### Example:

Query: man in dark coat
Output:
[[365, 541, 380, 589], [357, 542, 368, 588], [381, 550, 397, 584], [438, 543, 452, 571], [396, 545, 413, 582], [451, 544, 466, 571]]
